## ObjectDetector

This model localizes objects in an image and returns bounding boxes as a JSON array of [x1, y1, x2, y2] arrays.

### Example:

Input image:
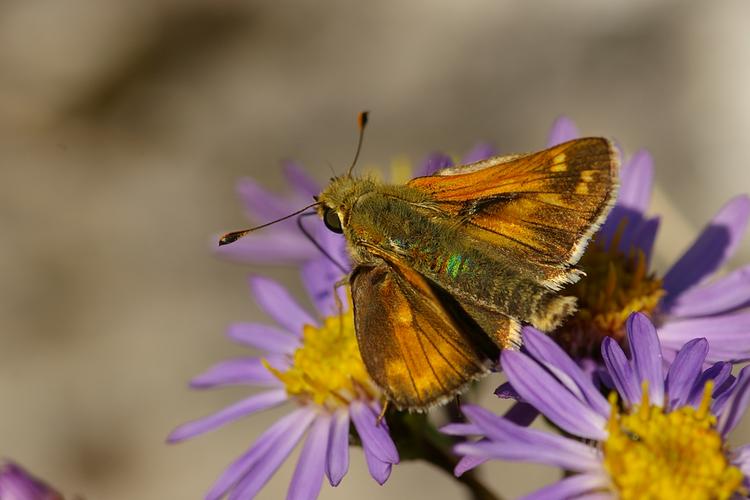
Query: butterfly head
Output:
[[316, 175, 370, 235]]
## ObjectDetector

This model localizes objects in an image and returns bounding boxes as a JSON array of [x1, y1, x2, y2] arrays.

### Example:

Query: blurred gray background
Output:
[[2, 1, 750, 498]]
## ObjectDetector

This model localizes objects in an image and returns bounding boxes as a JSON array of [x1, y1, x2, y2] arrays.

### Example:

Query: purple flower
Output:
[[0, 461, 62, 500], [168, 273, 398, 499], [546, 117, 750, 364], [448, 313, 750, 499]]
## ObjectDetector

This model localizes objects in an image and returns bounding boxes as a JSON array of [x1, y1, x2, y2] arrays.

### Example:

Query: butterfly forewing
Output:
[[408, 138, 618, 282]]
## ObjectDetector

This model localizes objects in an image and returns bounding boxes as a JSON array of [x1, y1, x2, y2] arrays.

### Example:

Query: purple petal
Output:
[[662, 195, 750, 302], [167, 389, 288, 443], [501, 351, 608, 440], [521, 327, 609, 416], [632, 217, 660, 264], [326, 409, 350, 486], [455, 439, 600, 473], [236, 178, 302, 222], [227, 323, 300, 353], [298, 219, 350, 314], [249, 276, 317, 333], [687, 362, 733, 408], [416, 153, 453, 177], [666, 264, 750, 318], [0, 462, 62, 500], [215, 231, 315, 264], [601, 337, 640, 407], [732, 444, 750, 478], [494, 382, 524, 401], [521, 474, 610, 500], [658, 312, 750, 362], [712, 376, 738, 416], [461, 143, 496, 163], [665, 338, 708, 409], [363, 446, 391, 485], [301, 258, 347, 317], [718, 365, 750, 435], [204, 408, 315, 500], [503, 402, 539, 427], [287, 413, 330, 500], [295, 209, 348, 268], [618, 150, 654, 213], [712, 369, 738, 401], [627, 313, 664, 406], [440, 423, 480, 436], [189, 357, 282, 388], [311, 218, 351, 273], [597, 206, 646, 252], [226, 410, 316, 500], [546, 116, 580, 146], [462, 405, 596, 459], [454, 455, 487, 476], [283, 161, 321, 198], [350, 401, 398, 464]]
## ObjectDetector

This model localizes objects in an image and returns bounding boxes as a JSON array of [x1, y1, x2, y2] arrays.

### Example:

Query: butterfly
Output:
[[222, 113, 619, 411]]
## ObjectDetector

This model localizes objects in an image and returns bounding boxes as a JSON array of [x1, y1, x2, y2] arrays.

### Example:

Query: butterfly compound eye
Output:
[[323, 208, 343, 233]]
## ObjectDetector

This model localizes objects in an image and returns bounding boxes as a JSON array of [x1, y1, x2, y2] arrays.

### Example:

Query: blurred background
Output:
[[2, 0, 750, 498]]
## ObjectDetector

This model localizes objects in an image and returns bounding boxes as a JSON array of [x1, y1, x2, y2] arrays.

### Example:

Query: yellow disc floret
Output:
[[555, 222, 665, 357], [603, 383, 745, 500], [265, 310, 377, 409]]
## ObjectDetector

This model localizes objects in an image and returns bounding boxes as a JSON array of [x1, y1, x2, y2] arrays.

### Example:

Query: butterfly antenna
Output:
[[345, 111, 369, 178], [325, 160, 336, 177], [218, 201, 322, 246]]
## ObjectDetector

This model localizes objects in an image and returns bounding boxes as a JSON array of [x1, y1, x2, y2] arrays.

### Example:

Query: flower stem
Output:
[[386, 412, 502, 500], [420, 435, 501, 500]]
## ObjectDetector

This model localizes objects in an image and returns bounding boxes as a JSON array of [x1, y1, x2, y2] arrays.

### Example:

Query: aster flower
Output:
[[547, 117, 750, 364], [0, 461, 62, 500], [168, 273, 398, 499], [449, 313, 750, 499]]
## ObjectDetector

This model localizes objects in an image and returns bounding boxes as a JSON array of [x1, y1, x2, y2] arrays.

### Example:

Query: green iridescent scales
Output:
[[445, 254, 469, 279]]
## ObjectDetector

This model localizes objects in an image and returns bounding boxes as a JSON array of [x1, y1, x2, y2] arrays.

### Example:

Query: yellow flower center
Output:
[[603, 383, 745, 500], [264, 310, 377, 409], [554, 223, 665, 357]]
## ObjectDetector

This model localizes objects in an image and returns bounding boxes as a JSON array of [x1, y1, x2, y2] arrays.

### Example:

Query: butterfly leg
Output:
[[376, 399, 390, 426], [333, 276, 349, 334]]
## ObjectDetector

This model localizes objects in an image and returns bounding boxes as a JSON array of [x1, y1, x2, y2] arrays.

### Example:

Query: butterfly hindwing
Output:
[[350, 261, 498, 410]]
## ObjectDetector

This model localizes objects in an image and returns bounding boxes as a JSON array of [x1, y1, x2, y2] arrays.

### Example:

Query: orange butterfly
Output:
[[223, 114, 619, 410]]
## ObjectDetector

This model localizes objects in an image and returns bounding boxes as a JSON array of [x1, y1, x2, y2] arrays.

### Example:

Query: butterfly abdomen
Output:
[[421, 243, 577, 332]]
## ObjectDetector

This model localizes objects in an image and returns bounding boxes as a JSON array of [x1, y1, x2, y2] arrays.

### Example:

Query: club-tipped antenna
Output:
[[345, 111, 369, 178], [218, 201, 322, 246]]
